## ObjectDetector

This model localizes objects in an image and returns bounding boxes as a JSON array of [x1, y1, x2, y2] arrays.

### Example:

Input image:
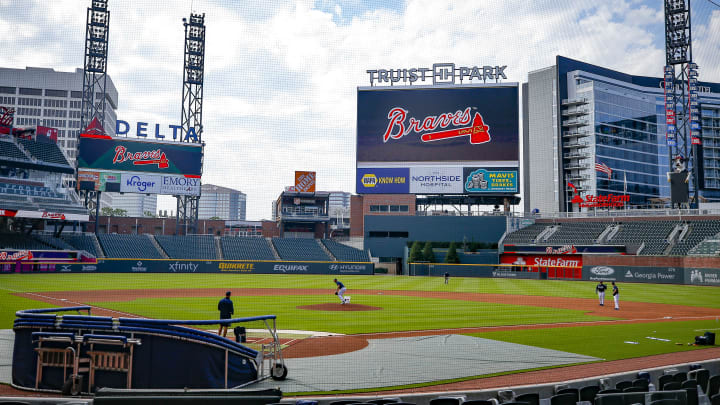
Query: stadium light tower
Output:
[[664, 0, 700, 207], [176, 13, 206, 235], [79, 0, 110, 229]]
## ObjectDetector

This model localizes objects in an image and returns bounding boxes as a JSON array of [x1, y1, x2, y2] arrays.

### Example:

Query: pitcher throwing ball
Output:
[[334, 278, 349, 304]]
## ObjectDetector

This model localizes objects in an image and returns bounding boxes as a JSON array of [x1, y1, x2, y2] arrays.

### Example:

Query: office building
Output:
[[199, 184, 246, 220], [524, 56, 720, 213]]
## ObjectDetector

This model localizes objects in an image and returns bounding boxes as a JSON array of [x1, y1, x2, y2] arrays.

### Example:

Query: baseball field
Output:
[[3, 273, 720, 394]]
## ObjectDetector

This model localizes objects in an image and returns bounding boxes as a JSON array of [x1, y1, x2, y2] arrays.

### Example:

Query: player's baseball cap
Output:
[[226, 291, 231, 296]]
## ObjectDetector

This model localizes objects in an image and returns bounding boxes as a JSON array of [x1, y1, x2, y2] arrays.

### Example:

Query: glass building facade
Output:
[[525, 56, 720, 213]]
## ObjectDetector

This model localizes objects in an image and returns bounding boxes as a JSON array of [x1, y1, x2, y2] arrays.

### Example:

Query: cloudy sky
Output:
[[2, 0, 720, 220]]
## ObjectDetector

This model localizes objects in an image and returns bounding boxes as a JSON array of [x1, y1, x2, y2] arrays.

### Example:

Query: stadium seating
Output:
[[17, 138, 71, 167], [0, 139, 30, 162], [31, 233, 75, 250], [221, 237, 277, 260], [98, 234, 164, 259], [503, 223, 548, 244], [322, 239, 370, 261], [607, 221, 676, 255], [707, 375, 720, 397], [155, 235, 217, 259], [543, 222, 608, 244], [272, 237, 332, 261], [670, 222, 720, 256], [62, 233, 102, 257], [0, 233, 48, 250]]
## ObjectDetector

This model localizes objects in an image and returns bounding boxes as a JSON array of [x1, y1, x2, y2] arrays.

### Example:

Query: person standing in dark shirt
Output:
[[596, 281, 607, 306], [218, 291, 234, 337]]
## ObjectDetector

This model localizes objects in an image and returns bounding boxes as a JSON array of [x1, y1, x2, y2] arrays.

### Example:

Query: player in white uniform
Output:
[[612, 281, 619, 310], [595, 281, 607, 306]]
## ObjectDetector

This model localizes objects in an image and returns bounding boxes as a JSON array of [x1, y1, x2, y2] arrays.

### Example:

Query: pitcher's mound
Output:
[[298, 303, 382, 311]]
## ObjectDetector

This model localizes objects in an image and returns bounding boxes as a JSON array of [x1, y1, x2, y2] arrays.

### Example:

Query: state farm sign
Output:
[[501, 254, 582, 268]]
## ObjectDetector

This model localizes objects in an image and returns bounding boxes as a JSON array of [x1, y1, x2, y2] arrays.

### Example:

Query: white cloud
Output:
[[2, 0, 719, 220]]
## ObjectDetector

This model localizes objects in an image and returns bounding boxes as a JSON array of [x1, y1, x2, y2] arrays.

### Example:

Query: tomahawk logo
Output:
[[382, 107, 491, 145], [0, 106, 15, 126], [113, 146, 170, 169], [625, 270, 634, 278]]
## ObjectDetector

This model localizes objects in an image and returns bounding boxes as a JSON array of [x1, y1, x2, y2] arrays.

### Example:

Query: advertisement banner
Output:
[[463, 167, 518, 193], [686, 268, 720, 286], [2, 260, 374, 275], [500, 254, 583, 268], [78, 135, 203, 177], [160, 175, 201, 196], [294, 171, 316, 192], [582, 265, 682, 284], [409, 167, 463, 194], [120, 173, 162, 194], [357, 85, 519, 165], [356, 167, 409, 194], [0, 209, 88, 222]]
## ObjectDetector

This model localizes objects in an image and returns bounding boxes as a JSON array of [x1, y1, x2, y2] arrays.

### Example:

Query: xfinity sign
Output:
[[367, 63, 508, 86]]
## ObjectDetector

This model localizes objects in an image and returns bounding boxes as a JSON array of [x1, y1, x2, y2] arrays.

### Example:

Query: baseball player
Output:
[[334, 278, 348, 304], [444, 272, 450, 285], [595, 281, 607, 306], [612, 281, 619, 310]]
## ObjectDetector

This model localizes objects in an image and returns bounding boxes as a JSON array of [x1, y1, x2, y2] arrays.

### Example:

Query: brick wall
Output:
[[87, 216, 225, 235]]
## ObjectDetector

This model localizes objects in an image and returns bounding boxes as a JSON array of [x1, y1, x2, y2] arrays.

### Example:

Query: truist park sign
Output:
[[356, 84, 519, 195], [367, 63, 508, 86]]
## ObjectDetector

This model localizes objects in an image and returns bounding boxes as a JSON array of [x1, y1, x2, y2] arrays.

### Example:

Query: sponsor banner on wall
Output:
[[504, 245, 626, 254], [463, 167, 518, 193], [500, 254, 582, 268], [1, 260, 373, 275], [120, 173, 162, 194], [582, 265, 682, 284], [160, 175, 201, 196], [0, 210, 89, 222], [409, 167, 463, 194], [356, 167, 409, 194], [685, 268, 720, 286]]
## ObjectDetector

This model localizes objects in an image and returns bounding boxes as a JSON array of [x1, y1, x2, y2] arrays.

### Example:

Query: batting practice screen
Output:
[[356, 84, 519, 195]]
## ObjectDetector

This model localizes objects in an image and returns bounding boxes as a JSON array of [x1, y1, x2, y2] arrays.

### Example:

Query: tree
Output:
[[100, 207, 114, 216], [445, 242, 460, 264], [208, 216, 222, 220], [422, 241, 434, 263], [409, 241, 424, 262], [143, 211, 156, 218], [114, 208, 128, 217]]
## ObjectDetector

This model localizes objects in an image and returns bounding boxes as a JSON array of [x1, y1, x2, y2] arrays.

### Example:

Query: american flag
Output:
[[595, 161, 612, 178]]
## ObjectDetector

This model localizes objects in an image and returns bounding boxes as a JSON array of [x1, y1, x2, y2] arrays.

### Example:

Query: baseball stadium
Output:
[[2, 0, 720, 404]]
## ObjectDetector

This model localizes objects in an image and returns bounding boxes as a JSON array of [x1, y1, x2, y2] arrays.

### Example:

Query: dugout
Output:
[[12, 306, 287, 394]]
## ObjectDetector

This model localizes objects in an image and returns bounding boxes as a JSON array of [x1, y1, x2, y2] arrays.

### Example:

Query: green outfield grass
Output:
[[2, 273, 720, 330]]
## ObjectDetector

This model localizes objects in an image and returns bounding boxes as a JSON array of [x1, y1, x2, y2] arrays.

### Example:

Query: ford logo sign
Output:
[[590, 266, 614, 276]]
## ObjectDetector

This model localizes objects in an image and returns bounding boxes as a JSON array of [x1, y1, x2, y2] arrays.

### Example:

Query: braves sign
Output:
[[383, 107, 490, 145], [357, 85, 518, 165]]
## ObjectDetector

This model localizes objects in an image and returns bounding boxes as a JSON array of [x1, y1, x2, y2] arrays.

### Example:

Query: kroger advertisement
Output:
[[119, 173, 200, 196], [357, 85, 519, 164], [78, 134, 203, 177]]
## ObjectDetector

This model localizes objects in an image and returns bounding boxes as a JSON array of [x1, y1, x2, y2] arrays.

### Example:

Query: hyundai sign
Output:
[[356, 84, 519, 195]]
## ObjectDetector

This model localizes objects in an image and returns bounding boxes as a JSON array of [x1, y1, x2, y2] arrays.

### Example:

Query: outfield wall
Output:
[[582, 255, 720, 286], [0, 259, 374, 275]]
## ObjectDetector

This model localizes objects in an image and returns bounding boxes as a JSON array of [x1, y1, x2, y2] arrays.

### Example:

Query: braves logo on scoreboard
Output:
[[382, 107, 491, 145]]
